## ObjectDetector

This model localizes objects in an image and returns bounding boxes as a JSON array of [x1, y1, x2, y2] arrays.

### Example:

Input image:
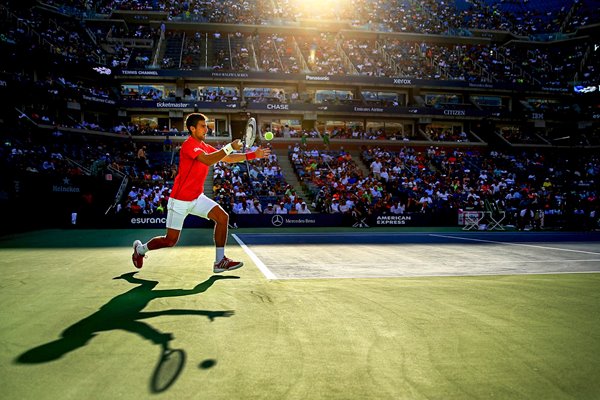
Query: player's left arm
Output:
[[222, 146, 271, 163]]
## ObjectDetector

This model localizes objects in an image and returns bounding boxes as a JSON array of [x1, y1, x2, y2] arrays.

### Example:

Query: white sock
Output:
[[216, 247, 225, 262], [138, 243, 149, 256]]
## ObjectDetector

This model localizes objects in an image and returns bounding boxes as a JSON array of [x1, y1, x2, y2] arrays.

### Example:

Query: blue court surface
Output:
[[233, 231, 600, 280]]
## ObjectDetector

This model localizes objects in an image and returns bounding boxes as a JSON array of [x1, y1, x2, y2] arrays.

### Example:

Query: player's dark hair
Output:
[[185, 113, 208, 131]]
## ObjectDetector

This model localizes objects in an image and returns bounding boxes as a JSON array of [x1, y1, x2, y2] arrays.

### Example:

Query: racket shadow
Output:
[[151, 344, 186, 393], [15, 273, 238, 393]]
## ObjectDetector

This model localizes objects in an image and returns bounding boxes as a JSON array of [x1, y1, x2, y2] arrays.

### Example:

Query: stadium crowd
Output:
[[285, 143, 599, 229], [3, 1, 599, 86], [38, 0, 599, 38], [1, 0, 599, 230]]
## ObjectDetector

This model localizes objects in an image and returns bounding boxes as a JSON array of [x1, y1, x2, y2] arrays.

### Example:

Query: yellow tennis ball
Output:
[[264, 131, 274, 140]]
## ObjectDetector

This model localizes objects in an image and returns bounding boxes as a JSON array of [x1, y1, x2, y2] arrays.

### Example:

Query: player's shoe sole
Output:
[[132, 240, 144, 269]]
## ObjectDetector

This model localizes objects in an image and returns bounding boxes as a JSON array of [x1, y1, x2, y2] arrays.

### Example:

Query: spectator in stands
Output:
[[263, 203, 275, 214], [221, 197, 238, 229], [137, 145, 148, 169], [298, 201, 311, 214], [251, 199, 262, 214], [275, 202, 288, 214], [329, 198, 343, 213], [390, 201, 405, 215], [236, 201, 253, 214]]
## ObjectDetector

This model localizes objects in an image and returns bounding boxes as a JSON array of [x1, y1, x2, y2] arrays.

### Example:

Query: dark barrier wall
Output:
[[2, 174, 121, 233], [114, 211, 458, 229], [119, 213, 352, 229]]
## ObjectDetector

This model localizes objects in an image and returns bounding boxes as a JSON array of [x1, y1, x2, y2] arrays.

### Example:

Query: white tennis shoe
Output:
[[131, 240, 145, 269]]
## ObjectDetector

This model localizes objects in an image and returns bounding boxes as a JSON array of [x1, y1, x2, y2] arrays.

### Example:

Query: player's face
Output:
[[190, 120, 208, 140]]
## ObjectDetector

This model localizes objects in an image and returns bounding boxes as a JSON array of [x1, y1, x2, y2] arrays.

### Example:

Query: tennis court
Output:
[[234, 231, 600, 279], [1, 228, 600, 399]]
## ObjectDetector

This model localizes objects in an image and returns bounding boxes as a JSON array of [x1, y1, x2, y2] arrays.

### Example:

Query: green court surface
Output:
[[1, 228, 600, 399]]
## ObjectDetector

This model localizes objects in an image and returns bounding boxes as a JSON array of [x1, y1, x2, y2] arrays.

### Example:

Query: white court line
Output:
[[272, 259, 600, 267], [235, 232, 591, 237], [274, 270, 600, 280], [430, 234, 600, 255], [232, 234, 277, 280]]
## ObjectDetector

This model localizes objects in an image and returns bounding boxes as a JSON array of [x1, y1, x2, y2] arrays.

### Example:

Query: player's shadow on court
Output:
[[15, 272, 237, 393]]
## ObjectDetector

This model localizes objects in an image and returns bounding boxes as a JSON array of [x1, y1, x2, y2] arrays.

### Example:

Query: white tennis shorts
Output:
[[166, 193, 219, 230]]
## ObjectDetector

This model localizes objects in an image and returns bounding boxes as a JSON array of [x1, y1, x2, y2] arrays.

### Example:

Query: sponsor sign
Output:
[[52, 177, 80, 193], [270, 215, 317, 226], [305, 75, 331, 81], [574, 85, 599, 94], [156, 101, 190, 108], [354, 106, 384, 113], [531, 112, 544, 120], [93, 66, 112, 75], [130, 217, 167, 224], [443, 109, 466, 116], [541, 86, 569, 93], [211, 72, 249, 78], [374, 215, 413, 225], [82, 94, 116, 105], [266, 103, 289, 110], [121, 70, 159, 76]]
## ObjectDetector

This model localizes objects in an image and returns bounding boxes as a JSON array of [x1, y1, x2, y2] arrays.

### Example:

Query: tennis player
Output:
[[132, 113, 271, 272]]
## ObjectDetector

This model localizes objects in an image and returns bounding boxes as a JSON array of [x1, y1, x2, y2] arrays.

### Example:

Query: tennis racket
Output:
[[244, 117, 257, 151], [150, 346, 186, 393], [242, 117, 258, 181]]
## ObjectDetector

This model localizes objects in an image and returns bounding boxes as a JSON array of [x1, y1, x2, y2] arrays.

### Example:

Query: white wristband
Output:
[[222, 143, 234, 155]]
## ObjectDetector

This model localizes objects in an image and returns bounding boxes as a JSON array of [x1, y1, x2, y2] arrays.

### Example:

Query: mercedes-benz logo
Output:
[[271, 215, 284, 227]]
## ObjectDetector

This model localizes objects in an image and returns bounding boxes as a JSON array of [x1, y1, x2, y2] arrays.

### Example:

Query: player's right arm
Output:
[[195, 139, 243, 166]]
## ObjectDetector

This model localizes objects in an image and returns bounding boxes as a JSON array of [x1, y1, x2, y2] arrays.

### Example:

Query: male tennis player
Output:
[[132, 113, 271, 272]]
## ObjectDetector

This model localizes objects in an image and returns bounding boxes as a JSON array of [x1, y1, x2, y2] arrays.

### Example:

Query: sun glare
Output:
[[289, 0, 350, 19]]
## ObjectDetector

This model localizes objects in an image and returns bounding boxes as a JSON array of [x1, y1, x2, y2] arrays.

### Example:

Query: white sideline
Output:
[[232, 234, 278, 280]]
